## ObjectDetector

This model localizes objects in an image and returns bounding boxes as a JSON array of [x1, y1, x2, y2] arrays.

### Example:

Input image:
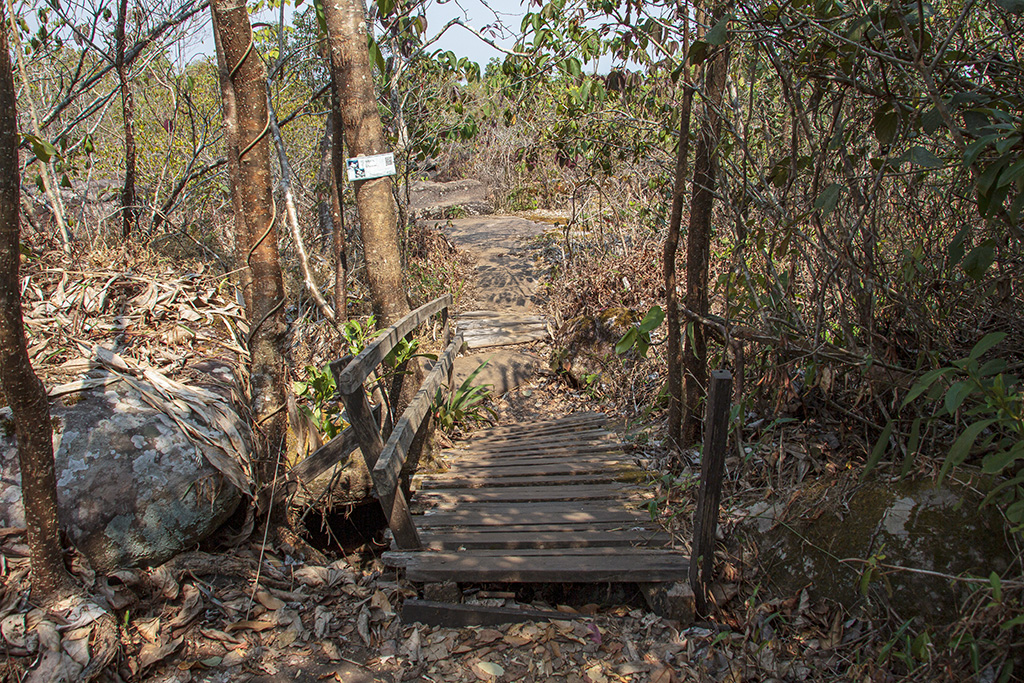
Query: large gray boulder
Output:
[[736, 476, 1015, 626], [0, 364, 248, 573]]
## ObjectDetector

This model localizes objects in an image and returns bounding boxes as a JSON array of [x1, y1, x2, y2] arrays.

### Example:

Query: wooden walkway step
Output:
[[383, 413, 689, 583]]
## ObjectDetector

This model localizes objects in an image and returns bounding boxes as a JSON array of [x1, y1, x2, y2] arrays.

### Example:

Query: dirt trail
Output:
[[434, 215, 553, 396]]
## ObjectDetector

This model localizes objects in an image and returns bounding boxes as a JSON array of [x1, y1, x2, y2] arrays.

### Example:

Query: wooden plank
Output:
[[417, 506, 649, 527], [289, 403, 382, 484], [416, 484, 640, 504], [434, 448, 628, 466], [333, 294, 450, 394], [388, 550, 689, 583], [416, 473, 630, 489], [417, 529, 673, 550], [415, 520, 661, 534], [457, 412, 606, 436], [418, 461, 641, 480], [402, 600, 569, 628], [457, 318, 548, 330], [463, 329, 549, 349], [444, 442, 625, 460], [457, 311, 548, 323]]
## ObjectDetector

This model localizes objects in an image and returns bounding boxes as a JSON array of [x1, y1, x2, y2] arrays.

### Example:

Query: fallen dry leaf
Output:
[[475, 628, 503, 644], [473, 660, 505, 679], [225, 619, 276, 633], [138, 635, 184, 670], [256, 590, 286, 611]]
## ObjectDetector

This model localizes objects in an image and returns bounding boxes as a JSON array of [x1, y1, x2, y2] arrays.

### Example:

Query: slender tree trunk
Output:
[[115, 0, 138, 239], [316, 114, 334, 243], [665, 83, 695, 450], [322, 0, 409, 326], [327, 54, 348, 321], [210, 0, 289, 489], [0, 8, 73, 602], [4, 0, 72, 252], [682, 41, 731, 446]]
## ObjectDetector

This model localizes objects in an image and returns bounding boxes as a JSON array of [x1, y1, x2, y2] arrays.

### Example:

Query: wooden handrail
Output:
[[372, 330, 463, 549], [333, 294, 452, 395]]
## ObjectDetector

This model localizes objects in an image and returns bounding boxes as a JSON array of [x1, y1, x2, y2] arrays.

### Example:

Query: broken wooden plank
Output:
[[402, 599, 571, 627]]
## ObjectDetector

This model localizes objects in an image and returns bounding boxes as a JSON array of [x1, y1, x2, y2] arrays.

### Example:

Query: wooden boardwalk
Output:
[[384, 412, 690, 584]]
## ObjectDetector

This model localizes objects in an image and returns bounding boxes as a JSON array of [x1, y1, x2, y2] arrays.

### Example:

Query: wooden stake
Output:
[[688, 369, 732, 613]]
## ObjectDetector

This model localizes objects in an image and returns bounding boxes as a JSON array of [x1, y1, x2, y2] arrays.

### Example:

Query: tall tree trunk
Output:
[[210, 0, 289, 490], [664, 83, 695, 450], [115, 0, 138, 239], [322, 0, 409, 326], [0, 7, 73, 602], [682, 41, 731, 446], [328, 59, 348, 321]]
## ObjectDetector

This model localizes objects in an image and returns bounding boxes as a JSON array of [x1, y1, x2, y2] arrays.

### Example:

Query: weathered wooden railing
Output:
[[299, 294, 462, 549]]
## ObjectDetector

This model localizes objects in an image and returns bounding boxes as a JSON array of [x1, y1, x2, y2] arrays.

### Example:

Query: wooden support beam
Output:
[[288, 403, 382, 484], [689, 369, 733, 614], [402, 599, 571, 628]]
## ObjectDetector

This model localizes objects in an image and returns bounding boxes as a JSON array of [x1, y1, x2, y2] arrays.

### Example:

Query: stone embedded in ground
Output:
[[0, 368, 246, 573], [409, 179, 494, 218]]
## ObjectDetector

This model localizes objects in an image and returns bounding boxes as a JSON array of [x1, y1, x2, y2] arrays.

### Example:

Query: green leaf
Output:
[[940, 419, 997, 482], [638, 305, 665, 333], [902, 367, 954, 407], [981, 441, 1024, 474], [907, 146, 943, 168], [873, 105, 898, 146], [688, 40, 710, 64], [969, 332, 1006, 360], [962, 239, 996, 280], [920, 107, 943, 134], [813, 183, 843, 216], [947, 225, 970, 266], [705, 15, 731, 45], [614, 328, 638, 355], [944, 380, 974, 415], [23, 134, 58, 162], [864, 420, 895, 476]]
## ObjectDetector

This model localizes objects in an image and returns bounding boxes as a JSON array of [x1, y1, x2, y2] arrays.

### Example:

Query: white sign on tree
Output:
[[346, 153, 396, 181]]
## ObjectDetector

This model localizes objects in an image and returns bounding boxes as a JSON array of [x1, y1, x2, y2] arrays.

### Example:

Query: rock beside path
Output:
[[410, 179, 493, 218], [0, 364, 247, 573]]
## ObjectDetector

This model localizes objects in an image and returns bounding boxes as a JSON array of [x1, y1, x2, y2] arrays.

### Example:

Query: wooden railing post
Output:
[[689, 369, 733, 613]]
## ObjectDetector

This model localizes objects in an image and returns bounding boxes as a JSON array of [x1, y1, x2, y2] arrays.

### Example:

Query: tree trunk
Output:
[[210, 0, 289, 490], [322, 0, 408, 326], [318, 34, 348, 320], [664, 83, 695, 450], [0, 9, 73, 602], [115, 0, 138, 239], [682, 41, 731, 446]]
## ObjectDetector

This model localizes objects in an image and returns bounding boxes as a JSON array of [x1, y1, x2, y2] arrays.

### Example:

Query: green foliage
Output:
[[870, 333, 1024, 531], [293, 364, 345, 439], [432, 362, 497, 433], [341, 315, 378, 357], [615, 305, 665, 358]]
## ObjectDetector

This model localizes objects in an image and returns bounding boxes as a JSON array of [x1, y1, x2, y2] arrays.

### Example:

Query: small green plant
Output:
[[341, 315, 378, 356], [433, 361, 497, 433], [615, 305, 665, 357], [293, 364, 345, 439]]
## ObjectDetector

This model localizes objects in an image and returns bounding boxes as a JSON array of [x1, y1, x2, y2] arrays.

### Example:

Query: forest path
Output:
[[432, 215, 553, 396]]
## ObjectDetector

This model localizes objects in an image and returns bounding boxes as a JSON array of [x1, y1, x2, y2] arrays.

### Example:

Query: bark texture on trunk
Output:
[[682, 42, 731, 446], [665, 84, 695, 450], [115, 0, 138, 239], [210, 0, 289, 488], [0, 10, 73, 601], [322, 0, 407, 326]]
